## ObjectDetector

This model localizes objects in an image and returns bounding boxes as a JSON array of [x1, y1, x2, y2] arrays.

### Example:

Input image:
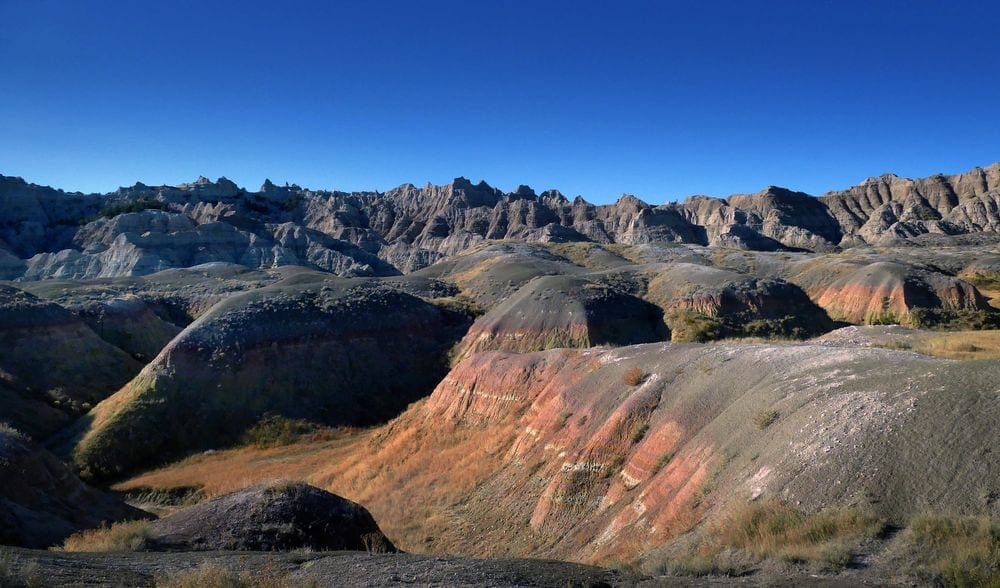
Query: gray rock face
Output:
[[146, 482, 394, 552], [0, 427, 150, 548], [2, 163, 999, 278]]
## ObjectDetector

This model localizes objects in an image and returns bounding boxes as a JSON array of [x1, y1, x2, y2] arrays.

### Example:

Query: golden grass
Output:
[[61, 520, 151, 552], [155, 563, 296, 588], [900, 514, 999, 587], [115, 401, 517, 556], [714, 501, 883, 563], [913, 331, 1000, 360], [655, 500, 884, 575]]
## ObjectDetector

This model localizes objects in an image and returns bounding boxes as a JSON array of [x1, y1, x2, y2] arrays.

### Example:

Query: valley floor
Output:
[[0, 546, 902, 587]]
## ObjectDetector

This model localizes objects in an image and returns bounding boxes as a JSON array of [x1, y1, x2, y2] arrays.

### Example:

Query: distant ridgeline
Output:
[[0, 163, 998, 280]]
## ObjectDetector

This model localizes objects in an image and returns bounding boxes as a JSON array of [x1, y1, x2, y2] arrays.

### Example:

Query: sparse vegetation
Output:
[[753, 409, 780, 430], [62, 520, 151, 552], [99, 198, 171, 219], [623, 367, 647, 386], [896, 513, 999, 587], [654, 452, 674, 473], [632, 423, 650, 443], [361, 532, 390, 555], [0, 553, 43, 588], [156, 563, 295, 588], [656, 501, 885, 576], [240, 416, 321, 448], [666, 309, 723, 343], [0, 422, 26, 439]]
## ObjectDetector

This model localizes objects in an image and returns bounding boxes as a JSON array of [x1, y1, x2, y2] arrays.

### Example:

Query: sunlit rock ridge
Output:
[[1, 162, 998, 280]]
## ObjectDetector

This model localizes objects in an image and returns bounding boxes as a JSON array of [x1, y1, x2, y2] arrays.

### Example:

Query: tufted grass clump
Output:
[[62, 520, 151, 552], [623, 367, 647, 386]]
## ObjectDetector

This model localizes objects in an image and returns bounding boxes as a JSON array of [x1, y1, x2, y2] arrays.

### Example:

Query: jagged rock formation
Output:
[[145, 482, 394, 552], [65, 278, 471, 480], [0, 427, 150, 548], [2, 163, 999, 279]]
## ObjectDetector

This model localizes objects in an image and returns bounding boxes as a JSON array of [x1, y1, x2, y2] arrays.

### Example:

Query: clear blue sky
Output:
[[1, 0, 998, 203]]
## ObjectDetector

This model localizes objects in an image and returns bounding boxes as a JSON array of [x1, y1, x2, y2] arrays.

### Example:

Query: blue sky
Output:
[[1, 0, 998, 203]]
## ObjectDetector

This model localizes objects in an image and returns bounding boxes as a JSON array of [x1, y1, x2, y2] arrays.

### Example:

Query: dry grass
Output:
[[239, 416, 335, 449], [114, 402, 515, 556], [913, 331, 1000, 360], [655, 500, 884, 576], [623, 367, 647, 386], [0, 552, 44, 588], [898, 513, 999, 587], [713, 501, 883, 565], [753, 410, 780, 430], [155, 563, 297, 588], [61, 520, 151, 552]]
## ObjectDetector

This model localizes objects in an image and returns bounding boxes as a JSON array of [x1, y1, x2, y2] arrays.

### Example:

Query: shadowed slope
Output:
[[0, 427, 150, 548], [65, 279, 472, 481], [0, 285, 142, 438]]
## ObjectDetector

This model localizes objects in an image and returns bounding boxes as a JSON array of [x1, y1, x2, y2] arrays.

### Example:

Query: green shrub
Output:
[[666, 310, 723, 343], [99, 198, 170, 218]]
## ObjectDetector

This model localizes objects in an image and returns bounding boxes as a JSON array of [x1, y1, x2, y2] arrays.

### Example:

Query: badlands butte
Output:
[[0, 163, 998, 587]]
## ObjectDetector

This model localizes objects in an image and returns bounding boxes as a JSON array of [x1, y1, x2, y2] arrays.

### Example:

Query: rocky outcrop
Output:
[[821, 163, 1000, 245], [66, 279, 472, 480], [146, 482, 394, 552], [3, 163, 1000, 279], [0, 427, 150, 548], [23, 209, 398, 280]]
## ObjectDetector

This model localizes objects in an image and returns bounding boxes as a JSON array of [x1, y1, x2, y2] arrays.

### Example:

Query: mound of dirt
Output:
[[414, 242, 583, 308], [643, 263, 833, 340], [146, 482, 394, 552], [453, 274, 667, 361], [792, 258, 993, 326], [65, 279, 471, 481], [0, 428, 150, 548]]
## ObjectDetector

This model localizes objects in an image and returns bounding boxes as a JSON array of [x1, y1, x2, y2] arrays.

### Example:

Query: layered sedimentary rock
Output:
[[643, 263, 833, 339], [317, 341, 999, 563], [0, 427, 150, 548], [0, 285, 143, 438], [453, 274, 667, 361], [2, 163, 999, 279], [66, 279, 471, 480], [788, 257, 993, 325], [133, 340, 999, 564]]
